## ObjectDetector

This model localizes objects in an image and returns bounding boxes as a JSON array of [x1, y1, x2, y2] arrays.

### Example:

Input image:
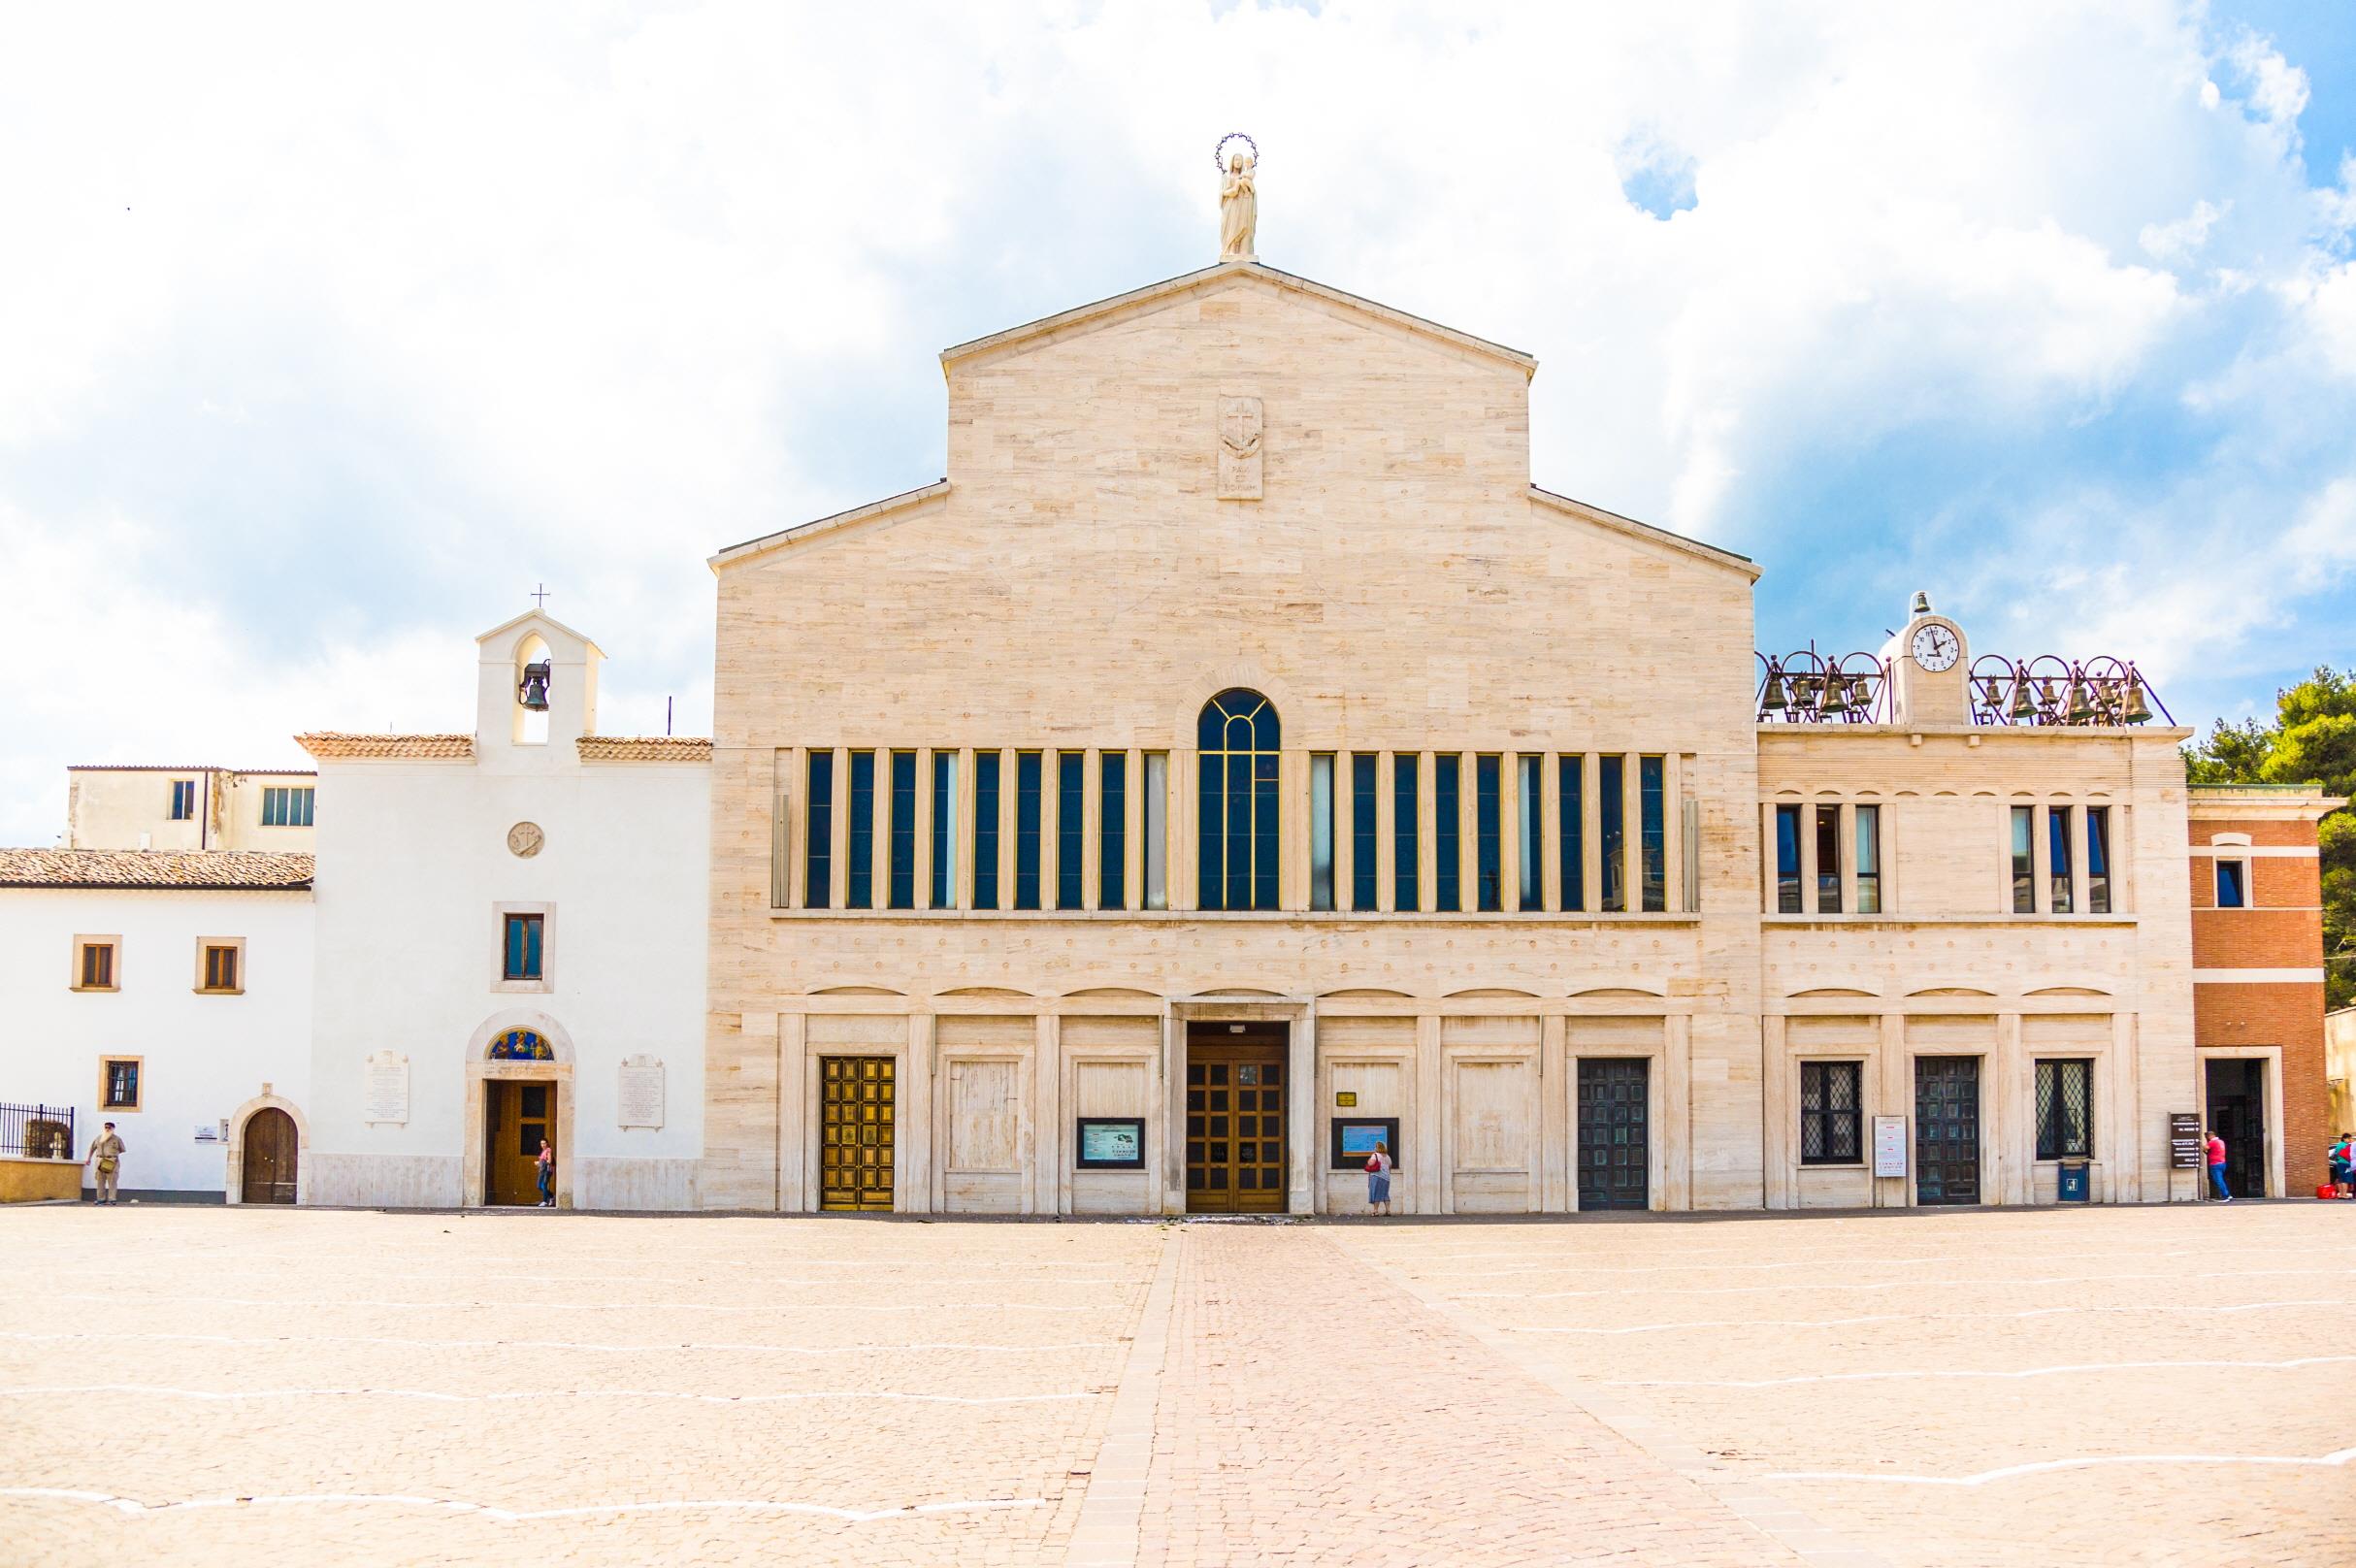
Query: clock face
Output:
[[1911, 623, 1961, 672]]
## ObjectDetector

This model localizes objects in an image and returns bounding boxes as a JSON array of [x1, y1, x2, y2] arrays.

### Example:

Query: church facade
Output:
[[696, 254, 2277, 1216]]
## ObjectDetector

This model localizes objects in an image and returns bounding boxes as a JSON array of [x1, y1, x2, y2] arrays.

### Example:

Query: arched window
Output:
[[1197, 689, 1280, 910]]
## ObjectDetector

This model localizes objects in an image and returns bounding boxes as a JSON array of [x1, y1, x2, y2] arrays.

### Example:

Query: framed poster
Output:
[[1329, 1117, 1401, 1171], [1075, 1117, 1146, 1170], [1871, 1115, 1908, 1177]]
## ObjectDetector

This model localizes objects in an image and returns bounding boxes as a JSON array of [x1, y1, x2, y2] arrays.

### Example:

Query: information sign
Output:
[[618, 1055, 666, 1129], [2169, 1112, 2204, 1169], [1871, 1115, 1908, 1178], [1075, 1117, 1146, 1170], [363, 1051, 409, 1126]]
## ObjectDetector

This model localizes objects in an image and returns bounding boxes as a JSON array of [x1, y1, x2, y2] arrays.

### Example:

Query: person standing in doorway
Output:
[[2206, 1127, 2232, 1202], [84, 1122, 125, 1205], [1364, 1140, 1392, 1217], [536, 1138, 555, 1208]]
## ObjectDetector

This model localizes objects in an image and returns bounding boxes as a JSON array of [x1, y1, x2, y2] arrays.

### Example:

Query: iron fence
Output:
[[0, 1102, 77, 1160]]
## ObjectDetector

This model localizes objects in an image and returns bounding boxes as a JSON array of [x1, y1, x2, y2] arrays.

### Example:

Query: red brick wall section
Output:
[[2194, 984, 2332, 1191], [2187, 812, 2333, 1192]]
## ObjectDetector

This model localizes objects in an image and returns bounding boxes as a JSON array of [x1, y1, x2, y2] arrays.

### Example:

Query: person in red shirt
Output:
[[2205, 1130, 2232, 1202]]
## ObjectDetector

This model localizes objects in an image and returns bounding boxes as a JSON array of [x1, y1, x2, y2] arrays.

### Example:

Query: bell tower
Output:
[[1881, 591, 1971, 728], [474, 608, 604, 762]]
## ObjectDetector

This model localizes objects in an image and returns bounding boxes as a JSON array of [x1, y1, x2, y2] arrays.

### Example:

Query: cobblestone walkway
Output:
[[2, 1204, 2348, 1565]]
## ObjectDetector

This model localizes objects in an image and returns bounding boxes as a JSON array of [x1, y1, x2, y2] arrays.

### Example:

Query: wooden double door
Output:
[[485, 1079, 556, 1206], [1186, 1026, 1288, 1213], [820, 1056, 897, 1211], [240, 1107, 297, 1204]]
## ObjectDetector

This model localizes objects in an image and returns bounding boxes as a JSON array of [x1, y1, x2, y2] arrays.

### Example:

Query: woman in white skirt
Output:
[[1364, 1140, 1393, 1217]]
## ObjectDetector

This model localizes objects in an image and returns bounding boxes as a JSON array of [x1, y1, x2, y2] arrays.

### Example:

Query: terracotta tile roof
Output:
[[67, 764, 317, 776], [297, 733, 474, 760], [0, 849, 314, 890], [576, 735, 714, 762]]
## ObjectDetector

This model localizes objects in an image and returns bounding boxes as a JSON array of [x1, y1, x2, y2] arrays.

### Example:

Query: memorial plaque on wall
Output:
[[2169, 1112, 2203, 1169], [1871, 1115, 1907, 1178], [617, 1055, 665, 1129], [363, 1050, 409, 1126]]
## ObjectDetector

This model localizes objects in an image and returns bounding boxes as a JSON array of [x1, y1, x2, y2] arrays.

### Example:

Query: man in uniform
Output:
[[85, 1122, 125, 1205]]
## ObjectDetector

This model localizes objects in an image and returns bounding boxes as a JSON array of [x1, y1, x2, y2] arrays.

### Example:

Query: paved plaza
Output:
[[0, 1204, 2349, 1566]]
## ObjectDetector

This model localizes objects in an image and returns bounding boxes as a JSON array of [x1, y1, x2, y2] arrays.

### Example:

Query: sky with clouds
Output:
[[3, 1, 2353, 844]]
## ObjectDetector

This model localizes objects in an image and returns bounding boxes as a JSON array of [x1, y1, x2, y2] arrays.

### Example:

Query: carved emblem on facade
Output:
[[507, 821, 544, 858], [1217, 396, 1263, 500]]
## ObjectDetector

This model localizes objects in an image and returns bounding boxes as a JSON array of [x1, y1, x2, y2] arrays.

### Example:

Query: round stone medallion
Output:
[[507, 821, 545, 858]]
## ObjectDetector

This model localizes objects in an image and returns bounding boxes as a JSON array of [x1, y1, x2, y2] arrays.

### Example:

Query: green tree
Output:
[[2184, 666, 2356, 1008]]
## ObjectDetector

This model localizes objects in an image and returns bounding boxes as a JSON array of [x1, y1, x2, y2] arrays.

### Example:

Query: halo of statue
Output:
[[1213, 132, 1258, 172]]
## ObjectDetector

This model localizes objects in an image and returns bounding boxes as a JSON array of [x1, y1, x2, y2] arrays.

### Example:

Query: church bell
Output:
[[518, 662, 552, 711]]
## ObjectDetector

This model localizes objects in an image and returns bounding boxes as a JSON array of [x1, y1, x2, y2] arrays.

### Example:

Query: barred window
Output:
[[2035, 1059, 2094, 1159], [1800, 1061, 1862, 1165]]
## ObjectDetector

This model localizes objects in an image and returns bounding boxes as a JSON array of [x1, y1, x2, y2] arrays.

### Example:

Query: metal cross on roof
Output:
[[531, 583, 550, 609]]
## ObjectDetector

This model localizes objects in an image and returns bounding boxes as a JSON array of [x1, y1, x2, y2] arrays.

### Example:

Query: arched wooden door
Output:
[[241, 1107, 298, 1204]]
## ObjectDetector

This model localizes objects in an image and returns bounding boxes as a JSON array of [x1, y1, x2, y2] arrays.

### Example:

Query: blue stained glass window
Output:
[[1195, 690, 1281, 910]]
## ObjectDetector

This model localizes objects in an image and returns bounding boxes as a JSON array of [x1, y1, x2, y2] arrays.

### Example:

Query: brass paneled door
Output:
[[1185, 1028, 1288, 1213], [821, 1056, 896, 1211], [485, 1080, 555, 1206]]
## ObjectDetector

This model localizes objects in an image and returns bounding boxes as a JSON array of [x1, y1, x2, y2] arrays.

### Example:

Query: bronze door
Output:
[[1186, 1029, 1288, 1213], [486, 1080, 555, 1206], [1914, 1056, 1981, 1206], [240, 1106, 297, 1204], [1577, 1058, 1650, 1210], [820, 1056, 896, 1211], [2205, 1059, 2267, 1197]]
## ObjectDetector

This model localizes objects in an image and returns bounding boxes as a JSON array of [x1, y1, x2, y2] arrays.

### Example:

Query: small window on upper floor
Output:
[[196, 940, 243, 995], [102, 1057, 142, 1111], [261, 786, 314, 828], [504, 912, 545, 981], [75, 939, 118, 992], [2214, 857, 2248, 909], [169, 779, 197, 821]]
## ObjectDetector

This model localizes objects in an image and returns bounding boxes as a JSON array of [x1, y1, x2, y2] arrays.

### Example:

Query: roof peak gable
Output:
[[938, 260, 1536, 377]]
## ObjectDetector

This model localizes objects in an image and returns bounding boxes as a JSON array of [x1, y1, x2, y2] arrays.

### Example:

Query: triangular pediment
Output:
[[940, 260, 1536, 377]]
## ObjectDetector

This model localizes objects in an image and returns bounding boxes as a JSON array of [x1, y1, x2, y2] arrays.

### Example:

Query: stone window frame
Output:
[[2000, 798, 2131, 918], [71, 933, 121, 993], [492, 901, 555, 995], [2207, 833, 2255, 910], [1759, 793, 1895, 917], [193, 935, 246, 995]]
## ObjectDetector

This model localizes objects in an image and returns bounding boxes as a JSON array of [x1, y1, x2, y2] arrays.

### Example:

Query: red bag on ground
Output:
[[2319, 1184, 2339, 1200]]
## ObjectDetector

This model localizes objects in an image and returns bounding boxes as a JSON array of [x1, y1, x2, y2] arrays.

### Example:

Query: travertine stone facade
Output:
[[700, 257, 2307, 1214]]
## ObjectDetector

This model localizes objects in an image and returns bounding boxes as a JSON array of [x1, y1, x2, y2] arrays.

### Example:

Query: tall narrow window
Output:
[[845, 751, 876, 909], [1640, 757, 1667, 912], [1474, 755, 1503, 912], [1142, 752, 1168, 910], [2214, 857, 2247, 908], [2034, 1059, 2094, 1159], [803, 752, 834, 909], [1814, 803, 1842, 914], [1196, 690, 1281, 911], [169, 779, 197, 821], [1559, 756, 1585, 912], [1099, 752, 1127, 909], [503, 913, 544, 981], [1518, 755, 1544, 912], [1309, 753, 1335, 912], [972, 752, 1002, 910], [1433, 754, 1462, 912], [2085, 805, 2111, 914], [1854, 804, 1882, 914], [1014, 752, 1043, 910], [1351, 753, 1379, 911], [2011, 804, 2035, 913], [1056, 751, 1086, 910], [2048, 806, 2074, 914], [1393, 754, 1421, 911], [887, 751, 917, 909], [1800, 1061, 1863, 1164], [1598, 755, 1625, 912], [1774, 803, 1802, 913], [929, 752, 957, 909]]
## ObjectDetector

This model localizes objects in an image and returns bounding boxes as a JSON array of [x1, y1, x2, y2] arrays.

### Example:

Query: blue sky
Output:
[[3, 1, 2354, 842]]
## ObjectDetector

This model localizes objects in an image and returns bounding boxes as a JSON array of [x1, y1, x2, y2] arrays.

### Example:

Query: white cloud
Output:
[[0, 1, 2352, 840]]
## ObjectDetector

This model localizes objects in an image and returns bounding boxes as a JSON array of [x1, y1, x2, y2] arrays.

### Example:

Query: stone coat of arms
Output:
[[1217, 395, 1263, 501]]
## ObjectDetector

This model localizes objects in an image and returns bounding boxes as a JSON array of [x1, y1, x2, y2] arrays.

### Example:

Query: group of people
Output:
[[2331, 1131, 2354, 1199]]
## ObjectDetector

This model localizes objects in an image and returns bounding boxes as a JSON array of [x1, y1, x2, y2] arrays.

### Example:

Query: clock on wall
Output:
[[1910, 623, 1961, 672]]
